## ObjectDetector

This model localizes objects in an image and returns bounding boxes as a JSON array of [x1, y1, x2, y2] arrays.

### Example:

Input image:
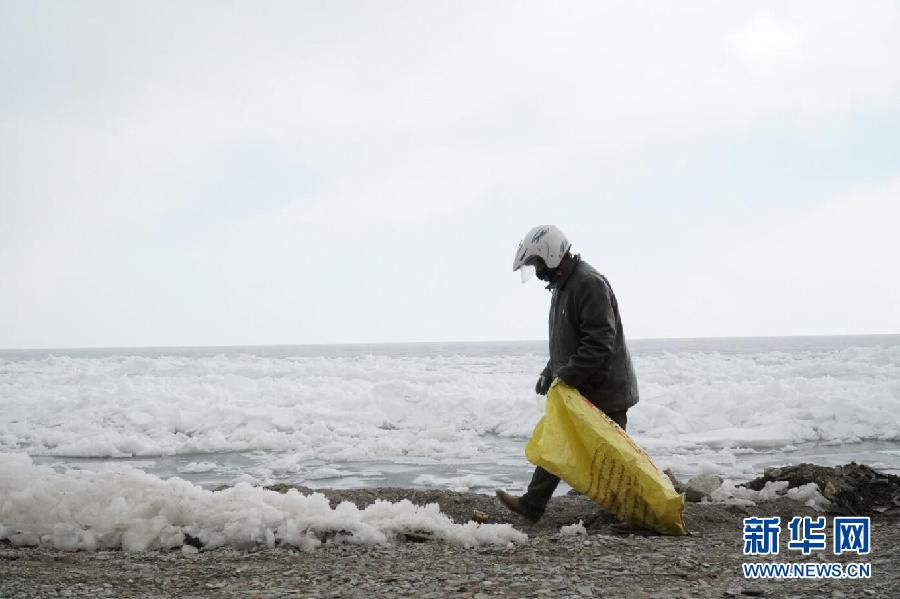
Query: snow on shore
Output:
[[0, 454, 526, 551]]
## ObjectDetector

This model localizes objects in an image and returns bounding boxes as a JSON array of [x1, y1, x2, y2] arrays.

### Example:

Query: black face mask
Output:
[[535, 266, 555, 282], [525, 256, 556, 283]]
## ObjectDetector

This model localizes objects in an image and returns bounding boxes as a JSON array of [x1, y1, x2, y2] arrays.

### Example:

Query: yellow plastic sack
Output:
[[525, 382, 689, 535]]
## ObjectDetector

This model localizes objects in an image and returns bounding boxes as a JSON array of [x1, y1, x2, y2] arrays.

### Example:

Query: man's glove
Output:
[[535, 374, 551, 396]]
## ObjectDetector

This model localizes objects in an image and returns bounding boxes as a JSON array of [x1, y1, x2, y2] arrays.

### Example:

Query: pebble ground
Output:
[[2, 488, 897, 598]]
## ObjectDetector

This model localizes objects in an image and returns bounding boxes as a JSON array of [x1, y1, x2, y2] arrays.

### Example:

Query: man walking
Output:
[[497, 225, 640, 523]]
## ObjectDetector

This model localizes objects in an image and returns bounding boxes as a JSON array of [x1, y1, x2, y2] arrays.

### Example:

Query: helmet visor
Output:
[[519, 264, 536, 284]]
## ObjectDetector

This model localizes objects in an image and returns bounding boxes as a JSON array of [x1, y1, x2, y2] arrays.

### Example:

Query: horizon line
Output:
[[2, 332, 899, 354]]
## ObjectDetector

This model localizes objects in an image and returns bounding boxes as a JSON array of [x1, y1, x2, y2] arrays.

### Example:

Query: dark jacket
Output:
[[541, 255, 639, 413]]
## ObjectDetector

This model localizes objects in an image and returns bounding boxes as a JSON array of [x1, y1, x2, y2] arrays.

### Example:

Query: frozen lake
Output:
[[3, 335, 899, 492]]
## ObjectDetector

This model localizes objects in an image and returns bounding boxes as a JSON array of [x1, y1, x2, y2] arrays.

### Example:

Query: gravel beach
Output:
[[3, 478, 898, 599]]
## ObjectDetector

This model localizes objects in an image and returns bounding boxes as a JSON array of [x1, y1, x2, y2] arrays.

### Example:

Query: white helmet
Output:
[[512, 225, 572, 271]]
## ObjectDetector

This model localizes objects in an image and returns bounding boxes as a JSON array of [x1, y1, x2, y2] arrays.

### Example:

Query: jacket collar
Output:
[[545, 254, 580, 291]]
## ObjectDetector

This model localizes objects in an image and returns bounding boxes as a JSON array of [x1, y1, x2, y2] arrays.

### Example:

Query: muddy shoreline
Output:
[[3, 478, 898, 599]]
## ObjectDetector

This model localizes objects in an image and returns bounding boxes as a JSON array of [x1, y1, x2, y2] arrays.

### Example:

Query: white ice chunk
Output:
[[785, 482, 833, 511], [708, 479, 830, 511], [559, 520, 587, 536]]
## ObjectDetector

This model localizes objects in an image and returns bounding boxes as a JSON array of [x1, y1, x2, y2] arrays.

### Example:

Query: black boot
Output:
[[495, 490, 543, 523]]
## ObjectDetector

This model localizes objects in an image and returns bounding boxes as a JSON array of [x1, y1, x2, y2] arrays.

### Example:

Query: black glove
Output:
[[535, 375, 551, 396]]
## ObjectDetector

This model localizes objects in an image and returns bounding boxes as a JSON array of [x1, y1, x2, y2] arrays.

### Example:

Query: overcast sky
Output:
[[2, 1, 899, 349]]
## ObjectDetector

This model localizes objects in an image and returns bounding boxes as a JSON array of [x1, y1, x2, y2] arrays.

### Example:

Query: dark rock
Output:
[[743, 463, 900, 514]]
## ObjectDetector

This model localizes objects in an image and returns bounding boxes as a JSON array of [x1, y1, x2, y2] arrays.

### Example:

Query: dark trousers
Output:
[[521, 409, 628, 515]]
